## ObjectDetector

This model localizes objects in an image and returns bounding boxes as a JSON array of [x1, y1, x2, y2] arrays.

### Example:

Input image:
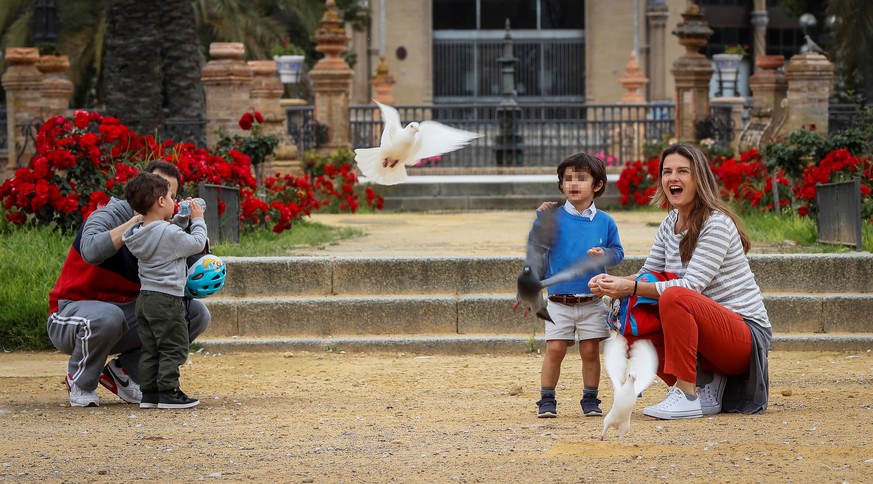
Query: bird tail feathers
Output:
[[354, 147, 408, 186]]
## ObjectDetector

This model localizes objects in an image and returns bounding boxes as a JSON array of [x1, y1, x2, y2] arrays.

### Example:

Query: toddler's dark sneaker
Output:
[[139, 389, 159, 409], [581, 395, 602, 416], [157, 388, 200, 409], [536, 398, 557, 418]]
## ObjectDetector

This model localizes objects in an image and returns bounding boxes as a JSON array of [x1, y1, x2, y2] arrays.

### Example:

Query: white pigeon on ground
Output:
[[600, 333, 658, 442], [354, 100, 482, 185]]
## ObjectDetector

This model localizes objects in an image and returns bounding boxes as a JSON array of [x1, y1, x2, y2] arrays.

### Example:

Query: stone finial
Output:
[[311, 0, 351, 70], [370, 55, 396, 105], [618, 51, 649, 104], [672, 2, 713, 57]]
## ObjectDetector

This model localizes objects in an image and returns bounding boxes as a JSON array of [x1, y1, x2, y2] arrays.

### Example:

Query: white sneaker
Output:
[[65, 374, 100, 407], [642, 387, 703, 420], [98, 358, 142, 404], [697, 373, 727, 415]]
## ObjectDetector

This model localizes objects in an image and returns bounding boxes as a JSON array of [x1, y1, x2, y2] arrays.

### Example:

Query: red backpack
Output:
[[605, 271, 678, 336]]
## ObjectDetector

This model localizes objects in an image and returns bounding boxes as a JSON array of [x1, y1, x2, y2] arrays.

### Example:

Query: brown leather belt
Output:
[[548, 294, 596, 306]]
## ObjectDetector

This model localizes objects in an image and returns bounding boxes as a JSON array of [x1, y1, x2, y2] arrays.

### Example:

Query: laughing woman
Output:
[[589, 143, 772, 419]]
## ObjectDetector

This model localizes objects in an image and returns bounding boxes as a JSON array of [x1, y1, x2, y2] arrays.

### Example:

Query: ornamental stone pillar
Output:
[[38, 54, 74, 119], [201, 42, 253, 147], [670, 4, 714, 144], [2, 48, 43, 179], [309, 0, 354, 153], [645, 0, 669, 102], [616, 51, 649, 163], [738, 55, 787, 153], [370, 55, 396, 105], [780, 52, 834, 135], [248, 59, 303, 176]]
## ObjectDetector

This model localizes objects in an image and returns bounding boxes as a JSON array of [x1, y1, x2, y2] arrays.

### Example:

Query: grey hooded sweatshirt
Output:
[[122, 218, 208, 297]]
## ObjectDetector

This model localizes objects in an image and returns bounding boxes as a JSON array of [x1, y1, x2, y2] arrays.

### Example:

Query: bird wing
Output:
[[375, 100, 402, 153], [628, 339, 659, 396], [603, 333, 629, 394], [524, 206, 558, 286], [539, 252, 608, 288], [354, 147, 409, 185], [406, 120, 482, 165]]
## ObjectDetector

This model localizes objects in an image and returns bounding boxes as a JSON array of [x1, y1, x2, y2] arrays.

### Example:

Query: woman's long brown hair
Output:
[[649, 143, 751, 264]]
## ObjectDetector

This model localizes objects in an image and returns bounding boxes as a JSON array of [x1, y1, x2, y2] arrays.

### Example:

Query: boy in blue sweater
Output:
[[532, 152, 624, 418]]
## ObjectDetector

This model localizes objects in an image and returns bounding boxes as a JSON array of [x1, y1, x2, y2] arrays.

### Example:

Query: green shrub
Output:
[[0, 228, 71, 350]]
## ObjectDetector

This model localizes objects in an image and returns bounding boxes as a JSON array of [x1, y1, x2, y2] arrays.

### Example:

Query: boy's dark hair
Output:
[[556, 152, 608, 198], [125, 172, 170, 215], [144, 161, 182, 187]]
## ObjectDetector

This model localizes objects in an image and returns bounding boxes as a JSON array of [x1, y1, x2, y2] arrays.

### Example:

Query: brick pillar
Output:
[[38, 55, 74, 119], [248, 59, 302, 176], [781, 52, 834, 135], [201, 42, 253, 147], [309, 0, 354, 153], [2, 48, 43, 179], [670, 4, 714, 144], [738, 55, 787, 153]]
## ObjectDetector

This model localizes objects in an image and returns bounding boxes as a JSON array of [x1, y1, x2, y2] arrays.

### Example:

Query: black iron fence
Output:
[[285, 105, 321, 155], [349, 103, 675, 168], [828, 103, 869, 134]]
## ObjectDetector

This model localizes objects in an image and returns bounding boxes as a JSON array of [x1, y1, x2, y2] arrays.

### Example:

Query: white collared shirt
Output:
[[563, 200, 597, 220]]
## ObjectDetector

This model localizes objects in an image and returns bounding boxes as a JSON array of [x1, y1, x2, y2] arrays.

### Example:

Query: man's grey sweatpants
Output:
[[47, 298, 210, 391]]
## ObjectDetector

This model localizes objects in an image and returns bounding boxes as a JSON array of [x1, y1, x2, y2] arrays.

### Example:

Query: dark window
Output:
[[541, 0, 584, 29], [433, 0, 477, 30], [481, 0, 536, 29]]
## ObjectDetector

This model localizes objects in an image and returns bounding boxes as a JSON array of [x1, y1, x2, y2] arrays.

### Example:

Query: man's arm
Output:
[[79, 201, 142, 264]]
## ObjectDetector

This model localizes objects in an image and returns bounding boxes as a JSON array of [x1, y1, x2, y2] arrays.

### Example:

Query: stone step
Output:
[[220, 254, 873, 298], [370, 174, 623, 211], [195, 333, 873, 354], [203, 293, 872, 339]]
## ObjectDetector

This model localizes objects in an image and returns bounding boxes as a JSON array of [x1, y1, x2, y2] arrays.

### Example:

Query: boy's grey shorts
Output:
[[544, 298, 610, 343]]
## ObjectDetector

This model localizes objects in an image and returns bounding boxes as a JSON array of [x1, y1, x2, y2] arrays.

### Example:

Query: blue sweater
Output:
[[535, 206, 624, 295]]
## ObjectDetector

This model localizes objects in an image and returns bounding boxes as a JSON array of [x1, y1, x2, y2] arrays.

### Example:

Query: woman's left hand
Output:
[[591, 275, 634, 298]]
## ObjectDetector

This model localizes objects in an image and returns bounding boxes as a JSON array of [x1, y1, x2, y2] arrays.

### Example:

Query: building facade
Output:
[[348, 0, 803, 106]]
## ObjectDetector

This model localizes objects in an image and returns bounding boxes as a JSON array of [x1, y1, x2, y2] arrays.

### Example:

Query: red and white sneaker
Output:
[[65, 373, 99, 407], [98, 359, 142, 404]]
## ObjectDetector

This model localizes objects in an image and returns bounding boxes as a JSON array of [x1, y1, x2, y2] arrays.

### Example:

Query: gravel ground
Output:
[[1, 348, 871, 482]]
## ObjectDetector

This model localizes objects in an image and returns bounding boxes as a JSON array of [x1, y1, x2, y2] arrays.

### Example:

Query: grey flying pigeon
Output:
[[354, 101, 482, 185], [514, 206, 609, 322], [601, 333, 658, 441]]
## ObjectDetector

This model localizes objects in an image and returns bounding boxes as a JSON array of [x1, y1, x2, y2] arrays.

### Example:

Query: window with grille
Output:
[[432, 0, 585, 103]]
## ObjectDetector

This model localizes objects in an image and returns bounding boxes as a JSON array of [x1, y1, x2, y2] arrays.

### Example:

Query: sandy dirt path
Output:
[[1, 349, 871, 482]]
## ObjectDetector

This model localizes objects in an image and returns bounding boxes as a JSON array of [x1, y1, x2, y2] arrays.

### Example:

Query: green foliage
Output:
[[37, 44, 60, 55], [271, 38, 305, 57], [742, 210, 873, 253], [341, 49, 357, 68], [762, 128, 826, 179], [642, 135, 674, 160], [0, 227, 71, 350], [303, 149, 356, 177]]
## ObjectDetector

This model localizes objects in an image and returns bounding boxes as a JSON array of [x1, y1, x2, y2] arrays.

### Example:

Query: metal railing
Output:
[[828, 103, 869, 134], [349, 103, 674, 167], [433, 35, 585, 103], [285, 105, 320, 155]]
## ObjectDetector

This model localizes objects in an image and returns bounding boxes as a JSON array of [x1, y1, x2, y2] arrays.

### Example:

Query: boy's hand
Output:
[[587, 247, 605, 257], [537, 201, 557, 212], [189, 198, 205, 219]]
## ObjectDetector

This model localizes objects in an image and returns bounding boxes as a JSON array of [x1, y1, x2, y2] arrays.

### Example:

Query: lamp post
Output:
[[493, 19, 523, 167]]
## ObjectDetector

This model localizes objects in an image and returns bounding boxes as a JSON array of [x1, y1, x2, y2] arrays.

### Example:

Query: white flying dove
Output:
[[354, 101, 482, 185], [600, 333, 658, 442]]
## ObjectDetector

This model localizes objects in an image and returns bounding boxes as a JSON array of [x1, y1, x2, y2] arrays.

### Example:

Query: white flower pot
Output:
[[274, 55, 305, 84], [712, 53, 742, 97]]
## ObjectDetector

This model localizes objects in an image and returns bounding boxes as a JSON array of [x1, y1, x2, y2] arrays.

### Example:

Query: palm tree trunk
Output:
[[160, 0, 206, 146], [103, 0, 163, 136]]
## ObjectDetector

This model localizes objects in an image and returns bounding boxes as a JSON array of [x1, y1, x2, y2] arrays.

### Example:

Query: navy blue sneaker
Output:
[[581, 395, 602, 416], [536, 398, 557, 418]]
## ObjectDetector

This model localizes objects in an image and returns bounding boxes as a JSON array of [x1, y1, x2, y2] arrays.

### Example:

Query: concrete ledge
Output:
[[196, 333, 873, 354], [203, 293, 871, 338], [219, 254, 873, 297]]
